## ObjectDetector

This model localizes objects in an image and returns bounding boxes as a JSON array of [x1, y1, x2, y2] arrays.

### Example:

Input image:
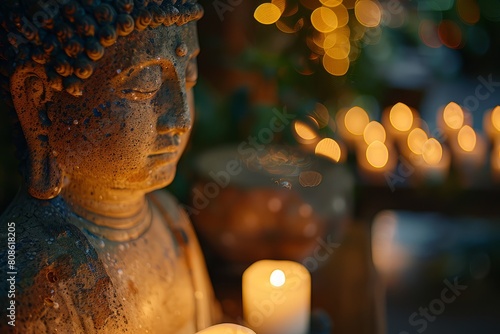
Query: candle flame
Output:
[[363, 121, 386, 144], [270, 269, 286, 287], [407, 128, 428, 155], [389, 103, 413, 132], [443, 102, 464, 130], [492, 106, 500, 132], [315, 138, 342, 162], [457, 125, 477, 152], [366, 140, 389, 168], [254, 3, 282, 25], [345, 106, 370, 136], [422, 138, 443, 165], [294, 120, 317, 141]]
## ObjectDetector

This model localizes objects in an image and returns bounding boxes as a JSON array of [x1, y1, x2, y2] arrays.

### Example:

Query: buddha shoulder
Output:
[[0, 195, 123, 334]]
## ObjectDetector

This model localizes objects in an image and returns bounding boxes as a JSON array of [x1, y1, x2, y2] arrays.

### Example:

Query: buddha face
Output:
[[39, 23, 199, 193]]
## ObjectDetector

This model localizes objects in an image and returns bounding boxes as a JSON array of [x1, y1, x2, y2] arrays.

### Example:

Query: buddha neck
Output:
[[60, 178, 150, 233]]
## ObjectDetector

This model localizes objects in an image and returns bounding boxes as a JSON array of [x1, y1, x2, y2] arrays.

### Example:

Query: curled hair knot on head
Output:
[[0, 0, 203, 96]]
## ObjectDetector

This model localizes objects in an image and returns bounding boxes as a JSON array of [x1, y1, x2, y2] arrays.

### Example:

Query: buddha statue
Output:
[[0, 0, 218, 333]]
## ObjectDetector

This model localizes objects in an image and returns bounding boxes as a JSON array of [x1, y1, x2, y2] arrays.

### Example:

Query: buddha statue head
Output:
[[0, 0, 203, 213]]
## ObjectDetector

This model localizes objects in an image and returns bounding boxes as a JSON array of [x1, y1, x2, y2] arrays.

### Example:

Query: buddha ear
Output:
[[10, 63, 63, 199]]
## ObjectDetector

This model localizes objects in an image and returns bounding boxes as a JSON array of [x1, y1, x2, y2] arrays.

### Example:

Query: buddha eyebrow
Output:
[[112, 60, 165, 84]]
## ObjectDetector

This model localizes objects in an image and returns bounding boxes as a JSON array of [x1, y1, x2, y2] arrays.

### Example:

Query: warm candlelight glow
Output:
[[363, 121, 386, 144], [311, 7, 338, 33], [344, 106, 370, 136], [323, 53, 350, 76], [492, 106, 500, 131], [457, 125, 477, 152], [371, 211, 407, 278], [389, 103, 413, 132], [294, 120, 317, 141], [320, 0, 342, 7], [331, 4, 349, 28], [325, 33, 350, 59], [196, 324, 256, 334], [422, 138, 443, 165], [312, 102, 330, 128], [443, 102, 464, 130], [243, 260, 310, 334], [254, 3, 282, 25], [355, 0, 382, 28], [366, 140, 389, 168], [315, 138, 342, 162], [271, 0, 286, 13], [492, 144, 500, 178], [270, 269, 286, 287], [407, 128, 428, 154]]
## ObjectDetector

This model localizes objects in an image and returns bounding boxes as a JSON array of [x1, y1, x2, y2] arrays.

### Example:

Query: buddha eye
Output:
[[185, 58, 198, 90], [119, 65, 163, 100]]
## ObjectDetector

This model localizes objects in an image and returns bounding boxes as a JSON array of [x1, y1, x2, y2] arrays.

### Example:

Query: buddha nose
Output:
[[156, 93, 192, 135]]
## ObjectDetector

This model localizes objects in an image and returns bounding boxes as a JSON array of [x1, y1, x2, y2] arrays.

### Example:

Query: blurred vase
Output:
[[190, 145, 354, 266]]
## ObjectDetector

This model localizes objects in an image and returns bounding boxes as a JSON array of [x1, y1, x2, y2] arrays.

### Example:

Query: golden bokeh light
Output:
[[331, 4, 349, 27], [443, 102, 464, 130], [323, 32, 337, 49], [276, 18, 304, 33], [311, 7, 339, 33], [363, 121, 386, 145], [325, 33, 350, 59], [322, 53, 350, 76], [313, 103, 330, 128], [294, 120, 317, 140], [492, 145, 500, 172], [407, 128, 428, 155], [271, 0, 286, 13], [366, 140, 389, 168], [306, 115, 320, 129], [315, 138, 342, 162], [492, 106, 500, 131], [355, 0, 382, 28], [389, 103, 413, 132], [457, 125, 477, 152], [254, 3, 282, 25], [320, 0, 342, 7], [422, 138, 443, 165], [313, 30, 329, 48], [344, 106, 370, 135]]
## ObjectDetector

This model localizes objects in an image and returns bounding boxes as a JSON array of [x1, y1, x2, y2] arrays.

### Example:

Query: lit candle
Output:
[[450, 125, 487, 167], [336, 106, 370, 147], [437, 102, 471, 138], [418, 138, 450, 183], [314, 137, 346, 163], [382, 102, 419, 146], [242, 260, 311, 334], [483, 106, 500, 142], [356, 140, 397, 184], [195, 324, 256, 334]]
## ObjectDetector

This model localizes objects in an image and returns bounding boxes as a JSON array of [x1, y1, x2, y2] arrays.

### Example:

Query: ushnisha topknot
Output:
[[0, 0, 203, 96]]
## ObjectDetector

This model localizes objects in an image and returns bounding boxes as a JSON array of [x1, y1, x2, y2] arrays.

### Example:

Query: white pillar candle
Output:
[[242, 260, 311, 334], [195, 324, 256, 334]]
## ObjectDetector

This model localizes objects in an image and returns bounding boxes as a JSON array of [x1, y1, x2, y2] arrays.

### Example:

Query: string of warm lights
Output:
[[254, 0, 383, 76], [253, 0, 493, 76], [292, 102, 500, 184]]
